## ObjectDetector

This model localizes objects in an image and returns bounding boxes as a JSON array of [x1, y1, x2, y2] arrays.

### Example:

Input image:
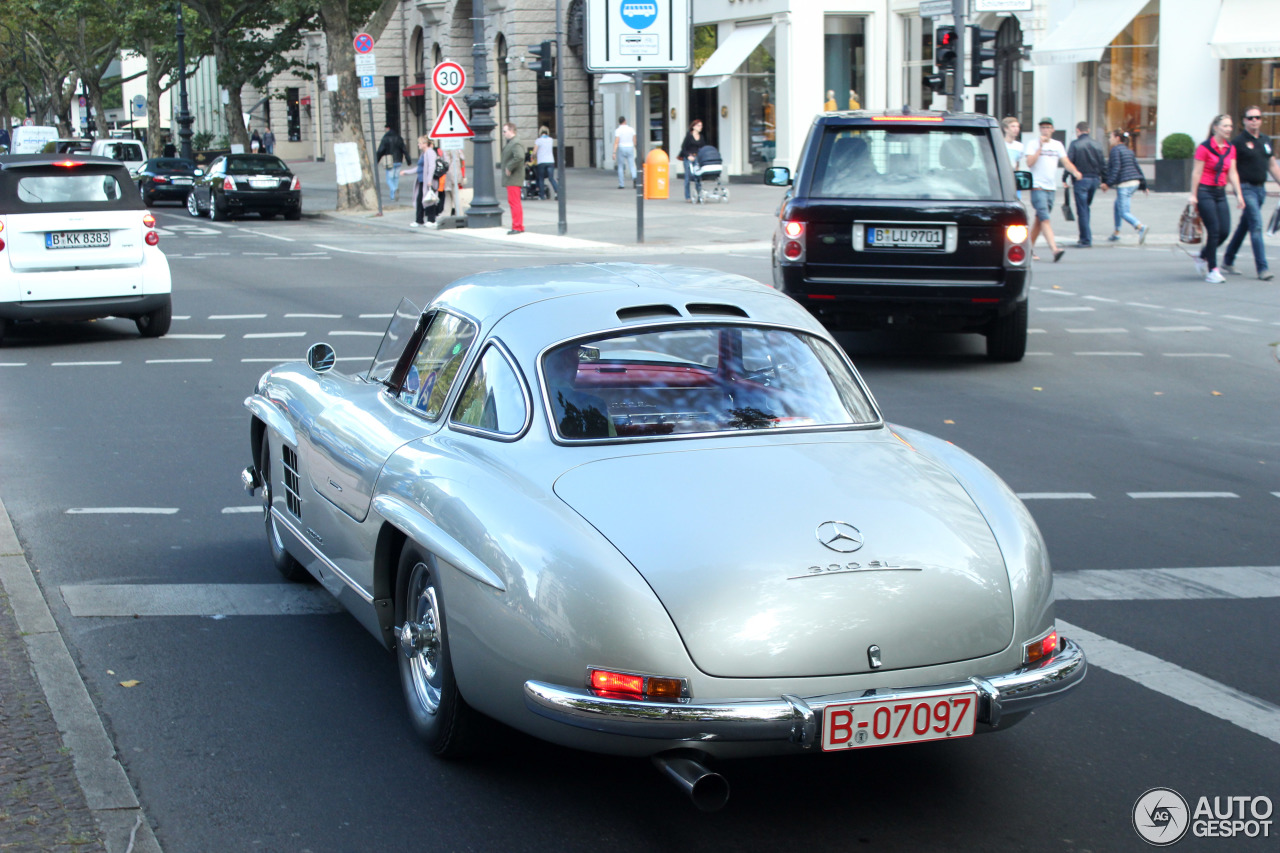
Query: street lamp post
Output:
[[176, 3, 194, 161], [463, 0, 503, 228]]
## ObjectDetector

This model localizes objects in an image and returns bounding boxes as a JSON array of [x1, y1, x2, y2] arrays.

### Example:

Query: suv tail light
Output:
[[289, 176, 301, 191], [1004, 223, 1029, 266], [781, 220, 805, 261], [223, 176, 236, 191]]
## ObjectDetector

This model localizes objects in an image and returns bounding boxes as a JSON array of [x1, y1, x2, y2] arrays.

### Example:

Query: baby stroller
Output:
[[691, 145, 729, 204], [521, 147, 541, 200]]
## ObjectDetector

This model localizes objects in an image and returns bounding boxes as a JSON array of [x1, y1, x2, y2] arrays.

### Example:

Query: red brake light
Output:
[[1024, 628, 1059, 665], [872, 116, 945, 122], [54, 160, 81, 168], [289, 175, 301, 191], [784, 240, 803, 259], [152, 175, 169, 184], [590, 669, 644, 696], [1008, 245, 1026, 263], [145, 230, 159, 246], [223, 177, 236, 191], [142, 213, 155, 228]]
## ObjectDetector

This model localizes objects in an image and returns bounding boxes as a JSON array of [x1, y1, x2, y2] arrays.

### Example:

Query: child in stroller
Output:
[[520, 146, 542, 200], [690, 145, 729, 203]]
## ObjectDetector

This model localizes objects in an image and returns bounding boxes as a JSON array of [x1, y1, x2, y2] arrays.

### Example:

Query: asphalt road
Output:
[[1, 209, 1278, 852]]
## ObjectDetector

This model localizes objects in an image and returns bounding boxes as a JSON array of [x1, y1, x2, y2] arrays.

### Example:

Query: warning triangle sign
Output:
[[430, 97, 474, 138]]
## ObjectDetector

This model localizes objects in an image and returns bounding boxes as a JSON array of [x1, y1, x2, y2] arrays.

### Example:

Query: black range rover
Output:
[[766, 111, 1033, 361]]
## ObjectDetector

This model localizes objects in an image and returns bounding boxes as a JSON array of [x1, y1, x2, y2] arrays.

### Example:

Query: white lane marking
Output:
[[241, 357, 298, 363], [1084, 296, 1119, 303], [59, 584, 341, 617], [241, 252, 279, 256], [65, 507, 178, 515], [1042, 289, 1077, 296], [286, 313, 342, 319], [1056, 566, 1280, 600], [290, 252, 329, 256], [1163, 353, 1231, 358], [146, 358, 213, 364], [237, 228, 295, 242], [1173, 308, 1211, 315], [1073, 351, 1143, 356], [1028, 328, 1047, 334], [209, 314, 267, 320], [173, 315, 192, 320], [221, 506, 260, 514], [335, 356, 373, 362], [359, 313, 393, 319], [52, 361, 121, 367], [314, 243, 377, 255], [1037, 306, 1095, 312], [1066, 328, 1128, 334], [1147, 325, 1211, 332], [264, 256, 329, 260], [327, 330, 383, 337], [1126, 302, 1165, 309], [164, 333, 225, 340], [1221, 315, 1261, 323], [1058, 619, 1280, 747], [1128, 491, 1239, 499], [1017, 492, 1096, 500], [0, 363, 28, 367], [1274, 492, 1280, 499], [244, 332, 305, 339]]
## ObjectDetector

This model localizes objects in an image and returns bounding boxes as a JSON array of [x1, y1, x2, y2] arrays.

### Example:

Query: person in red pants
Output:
[[500, 122, 525, 235]]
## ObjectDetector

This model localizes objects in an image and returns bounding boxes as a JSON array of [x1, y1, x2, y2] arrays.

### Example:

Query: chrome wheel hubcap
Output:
[[402, 564, 443, 715]]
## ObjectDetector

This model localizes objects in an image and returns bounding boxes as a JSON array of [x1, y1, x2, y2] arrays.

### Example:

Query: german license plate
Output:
[[172, 177, 193, 185], [867, 226, 943, 248], [250, 178, 277, 189], [46, 230, 110, 249], [822, 689, 977, 751]]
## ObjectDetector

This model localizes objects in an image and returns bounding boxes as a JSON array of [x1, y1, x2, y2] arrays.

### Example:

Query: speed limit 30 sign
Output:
[[432, 61, 466, 96]]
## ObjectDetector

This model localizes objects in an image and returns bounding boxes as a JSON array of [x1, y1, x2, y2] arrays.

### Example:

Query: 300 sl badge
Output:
[[789, 561, 921, 580]]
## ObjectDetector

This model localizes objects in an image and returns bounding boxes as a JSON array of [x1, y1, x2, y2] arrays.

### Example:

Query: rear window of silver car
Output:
[[541, 325, 879, 441], [17, 173, 127, 204], [811, 127, 1000, 201]]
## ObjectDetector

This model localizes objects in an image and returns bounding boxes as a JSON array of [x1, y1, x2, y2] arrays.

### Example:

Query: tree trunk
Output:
[[145, 44, 165, 157], [214, 40, 250, 150], [320, 0, 378, 211]]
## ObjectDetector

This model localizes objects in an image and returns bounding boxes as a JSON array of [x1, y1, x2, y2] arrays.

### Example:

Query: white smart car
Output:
[[0, 154, 172, 343]]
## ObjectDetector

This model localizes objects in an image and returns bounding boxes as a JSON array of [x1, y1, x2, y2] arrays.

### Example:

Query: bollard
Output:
[[644, 147, 669, 200]]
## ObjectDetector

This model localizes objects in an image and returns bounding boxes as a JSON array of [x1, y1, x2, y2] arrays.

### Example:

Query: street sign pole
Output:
[[634, 71, 644, 244], [356, 49, 382, 215], [368, 100, 382, 215], [951, 0, 966, 112], [555, 0, 567, 235]]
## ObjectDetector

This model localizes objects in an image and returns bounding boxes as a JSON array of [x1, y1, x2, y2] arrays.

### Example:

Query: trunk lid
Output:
[[5, 210, 144, 275], [554, 437, 1013, 678]]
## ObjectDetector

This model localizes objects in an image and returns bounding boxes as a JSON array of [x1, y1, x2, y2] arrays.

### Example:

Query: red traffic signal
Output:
[[935, 26, 958, 70]]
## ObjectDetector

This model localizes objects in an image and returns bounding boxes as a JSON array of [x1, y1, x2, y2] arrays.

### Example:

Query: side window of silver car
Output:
[[450, 343, 529, 437], [409, 311, 478, 420]]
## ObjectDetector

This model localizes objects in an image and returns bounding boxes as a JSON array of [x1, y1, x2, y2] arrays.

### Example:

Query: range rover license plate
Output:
[[46, 230, 110, 249], [822, 688, 977, 751], [867, 226, 943, 248]]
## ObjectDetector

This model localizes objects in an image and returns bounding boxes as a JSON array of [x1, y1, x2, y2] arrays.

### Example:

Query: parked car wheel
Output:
[[210, 196, 229, 221], [135, 297, 172, 338], [395, 545, 477, 757], [986, 300, 1028, 362], [186, 190, 202, 217], [260, 434, 309, 582], [0, 318, 8, 346], [284, 208, 301, 221]]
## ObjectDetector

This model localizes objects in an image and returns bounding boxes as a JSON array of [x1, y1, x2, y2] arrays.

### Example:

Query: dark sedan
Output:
[[136, 157, 198, 205], [186, 153, 301, 221]]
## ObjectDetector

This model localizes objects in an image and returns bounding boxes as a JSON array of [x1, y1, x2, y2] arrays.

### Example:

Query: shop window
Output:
[[1227, 60, 1280, 139], [1086, 0, 1158, 159], [744, 29, 776, 170], [902, 15, 937, 111], [824, 16, 866, 112], [286, 87, 301, 142]]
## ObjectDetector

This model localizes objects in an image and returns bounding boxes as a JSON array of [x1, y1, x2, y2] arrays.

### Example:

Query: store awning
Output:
[[1028, 0, 1150, 66], [1210, 0, 1280, 59], [692, 22, 773, 89], [402, 83, 426, 98]]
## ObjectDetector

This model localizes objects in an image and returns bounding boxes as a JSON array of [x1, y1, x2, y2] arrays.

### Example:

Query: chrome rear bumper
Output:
[[524, 638, 1085, 749]]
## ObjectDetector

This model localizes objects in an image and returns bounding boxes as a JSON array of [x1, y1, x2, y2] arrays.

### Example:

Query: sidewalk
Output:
[[288, 156, 1278, 258]]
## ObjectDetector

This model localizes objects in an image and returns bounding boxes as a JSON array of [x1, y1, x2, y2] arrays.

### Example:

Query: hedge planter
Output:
[[1154, 158, 1193, 193]]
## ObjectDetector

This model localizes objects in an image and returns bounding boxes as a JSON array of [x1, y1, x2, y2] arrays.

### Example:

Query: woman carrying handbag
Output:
[[1188, 115, 1245, 283]]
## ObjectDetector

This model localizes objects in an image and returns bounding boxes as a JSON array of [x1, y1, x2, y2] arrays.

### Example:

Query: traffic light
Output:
[[934, 26, 958, 71], [527, 41, 554, 77], [969, 26, 997, 87], [925, 72, 948, 95]]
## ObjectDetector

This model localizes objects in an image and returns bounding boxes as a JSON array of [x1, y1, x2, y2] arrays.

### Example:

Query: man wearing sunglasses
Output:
[[1222, 107, 1280, 281]]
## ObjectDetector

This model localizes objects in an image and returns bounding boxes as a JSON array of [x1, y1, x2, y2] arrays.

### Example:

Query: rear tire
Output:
[[135, 297, 172, 337], [260, 433, 309, 582], [210, 194, 229, 221], [0, 318, 8, 346], [284, 208, 301, 221], [986, 301, 1028, 362], [395, 545, 477, 757], [186, 190, 202, 217]]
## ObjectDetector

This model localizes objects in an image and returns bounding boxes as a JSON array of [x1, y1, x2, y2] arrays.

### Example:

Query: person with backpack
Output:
[[375, 124, 408, 201], [1100, 129, 1149, 244], [1188, 114, 1245, 283]]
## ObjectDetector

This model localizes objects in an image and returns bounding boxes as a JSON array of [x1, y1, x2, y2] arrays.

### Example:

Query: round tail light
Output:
[[784, 240, 803, 260], [1007, 245, 1026, 263], [142, 213, 155, 228], [145, 231, 160, 246]]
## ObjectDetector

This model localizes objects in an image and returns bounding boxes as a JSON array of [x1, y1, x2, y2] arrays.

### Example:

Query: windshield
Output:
[[227, 155, 290, 174], [148, 158, 195, 171], [811, 127, 1001, 201], [366, 297, 423, 384], [541, 325, 878, 441]]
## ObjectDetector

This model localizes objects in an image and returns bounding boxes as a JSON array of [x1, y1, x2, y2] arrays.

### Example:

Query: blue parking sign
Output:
[[360, 75, 375, 89]]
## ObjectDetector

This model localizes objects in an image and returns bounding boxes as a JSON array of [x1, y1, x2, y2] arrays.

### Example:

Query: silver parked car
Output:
[[241, 264, 1084, 809]]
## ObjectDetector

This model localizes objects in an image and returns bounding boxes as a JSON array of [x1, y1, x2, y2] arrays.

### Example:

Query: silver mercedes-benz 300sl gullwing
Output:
[[241, 263, 1084, 810]]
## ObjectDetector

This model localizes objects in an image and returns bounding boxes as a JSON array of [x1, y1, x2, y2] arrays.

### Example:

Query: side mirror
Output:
[[1014, 170, 1033, 192], [763, 166, 792, 187], [194, 167, 205, 177], [307, 342, 336, 373]]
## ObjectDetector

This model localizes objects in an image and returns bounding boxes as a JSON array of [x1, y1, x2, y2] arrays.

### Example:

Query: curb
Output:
[[0, 498, 161, 853]]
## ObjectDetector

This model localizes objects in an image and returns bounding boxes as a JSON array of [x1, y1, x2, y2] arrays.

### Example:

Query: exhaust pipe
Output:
[[651, 751, 730, 812]]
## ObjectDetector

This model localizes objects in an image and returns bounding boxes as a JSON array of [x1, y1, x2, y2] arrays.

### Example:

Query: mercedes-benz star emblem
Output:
[[816, 521, 864, 553]]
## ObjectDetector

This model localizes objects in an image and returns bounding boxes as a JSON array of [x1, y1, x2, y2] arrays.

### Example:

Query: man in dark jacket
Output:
[[375, 125, 408, 201], [500, 122, 525, 235], [1222, 105, 1280, 280], [1066, 122, 1107, 247]]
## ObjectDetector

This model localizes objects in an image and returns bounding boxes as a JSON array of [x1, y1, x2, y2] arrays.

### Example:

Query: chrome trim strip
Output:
[[523, 639, 1085, 746], [270, 507, 374, 604], [371, 494, 507, 591]]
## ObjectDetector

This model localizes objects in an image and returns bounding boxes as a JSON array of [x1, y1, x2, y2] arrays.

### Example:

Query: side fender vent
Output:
[[282, 445, 302, 518]]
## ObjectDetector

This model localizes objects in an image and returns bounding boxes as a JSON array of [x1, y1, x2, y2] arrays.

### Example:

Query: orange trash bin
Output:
[[644, 148, 669, 200]]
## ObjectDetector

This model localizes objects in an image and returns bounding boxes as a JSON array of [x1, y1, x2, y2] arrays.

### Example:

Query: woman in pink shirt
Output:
[[1188, 114, 1245, 283]]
